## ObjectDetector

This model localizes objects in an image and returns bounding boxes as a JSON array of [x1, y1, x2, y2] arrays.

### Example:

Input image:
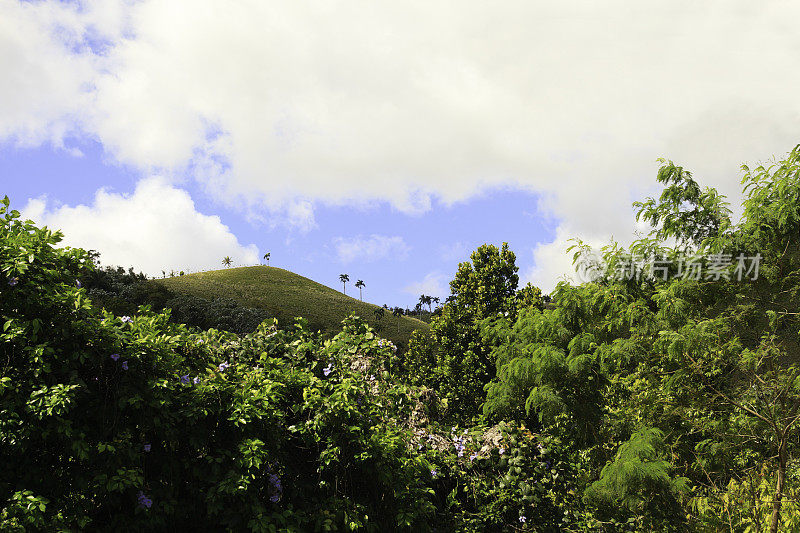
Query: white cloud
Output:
[[21, 177, 259, 276], [404, 271, 449, 299], [334, 234, 410, 264], [3, 0, 800, 277]]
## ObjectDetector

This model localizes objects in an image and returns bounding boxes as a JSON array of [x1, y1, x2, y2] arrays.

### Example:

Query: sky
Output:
[[1, 0, 799, 308]]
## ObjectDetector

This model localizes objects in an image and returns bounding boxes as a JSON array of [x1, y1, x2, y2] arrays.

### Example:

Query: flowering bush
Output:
[[0, 198, 585, 531], [0, 199, 438, 530]]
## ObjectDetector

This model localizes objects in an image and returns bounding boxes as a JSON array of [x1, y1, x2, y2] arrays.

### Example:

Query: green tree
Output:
[[355, 279, 365, 301], [409, 243, 520, 421], [339, 273, 349, 295], [222, 256, 232, 268], [392, 307, 403, 334], [481, 145, 800, 530], [263, 252, 270, 266]]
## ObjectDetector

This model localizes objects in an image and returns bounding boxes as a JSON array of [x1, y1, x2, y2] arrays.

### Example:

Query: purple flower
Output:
[[322, 363, 333, 376], [110, 353, 120, 361], [430, 469, 438, 478], [180, 374, 190, 384], [269, 493, 280, 503], [137, 491, 153, 509], [121, 361, 128, 370], [519, 515, 526, 523], [469, 453, 478, 461], [7, 277, 18, 287], [120, 315, 133, 323], [76, 279, 82, 288], [143, 444, 151, 452], [193, 376, 200, 385], [269, 474, 282, 491], [499, 447, 505, 455], [218, 361, 230, 372]]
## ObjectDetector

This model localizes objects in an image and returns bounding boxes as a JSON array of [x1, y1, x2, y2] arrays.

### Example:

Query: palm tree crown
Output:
[[263, 252, 270, 266], [222, 256, 233, 268], [339, 274, 349, 294]]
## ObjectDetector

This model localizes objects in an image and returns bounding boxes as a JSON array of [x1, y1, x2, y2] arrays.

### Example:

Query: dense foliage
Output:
[[403, 145, 800, 531], [6, 144, 800, 531], [0, 198, 579, 531]]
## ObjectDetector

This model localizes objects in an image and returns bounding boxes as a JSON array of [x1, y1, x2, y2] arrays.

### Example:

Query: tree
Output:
[[408, 242, 520, 419], [355, 280, 365, 301], [263, 252, 270, 266], [222, 256, 232, 268], [339, 274, 349, 294], [481, 146, 800, 530], [392, 307, 403, 334], [419, 294, 433, 313], [373, 307, 384, 321]]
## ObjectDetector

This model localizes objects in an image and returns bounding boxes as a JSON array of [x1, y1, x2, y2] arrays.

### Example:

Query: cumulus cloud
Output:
[[334, 234, 410, 264], [404, 271, 450, 299], [3, 0, 800, 285], [21, 177, 260, 276]]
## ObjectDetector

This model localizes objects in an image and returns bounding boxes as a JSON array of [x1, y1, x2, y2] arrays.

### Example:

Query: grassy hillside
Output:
[[157, 266, 428, 347]]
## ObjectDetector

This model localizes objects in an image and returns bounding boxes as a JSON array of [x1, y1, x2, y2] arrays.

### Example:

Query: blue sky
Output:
[[2, 0, 799, 308]]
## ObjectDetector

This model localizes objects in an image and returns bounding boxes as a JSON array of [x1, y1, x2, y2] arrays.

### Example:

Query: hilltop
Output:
[[157, 265, 428, 347]]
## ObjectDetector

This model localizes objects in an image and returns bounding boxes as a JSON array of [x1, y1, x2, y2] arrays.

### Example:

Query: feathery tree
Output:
[[222, 256, 232, 268], [263, 252, 270, 266], [480, 146, 800, 530], [339, 274, 349, 294]]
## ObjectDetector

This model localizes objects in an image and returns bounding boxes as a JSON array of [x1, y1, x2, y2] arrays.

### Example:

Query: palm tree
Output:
[[355, 280, 365, 301], [339, 274, 350, 294], [222, 256, 233, 268], [374, 307, 384, 321], [263, 252, 270, 266], [419, 294, 433, 313], [392, 307, 403, 333], [432, 296, 440, 309]]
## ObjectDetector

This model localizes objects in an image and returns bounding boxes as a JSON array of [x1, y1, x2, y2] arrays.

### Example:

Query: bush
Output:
[[0, 200, 436, 530]]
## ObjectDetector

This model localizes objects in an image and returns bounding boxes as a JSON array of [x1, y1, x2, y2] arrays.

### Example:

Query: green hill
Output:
[[157, 266, 428, 347]]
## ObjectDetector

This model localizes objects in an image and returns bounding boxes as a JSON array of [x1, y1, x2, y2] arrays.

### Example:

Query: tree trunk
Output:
[[769, 438, 787, 533]]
